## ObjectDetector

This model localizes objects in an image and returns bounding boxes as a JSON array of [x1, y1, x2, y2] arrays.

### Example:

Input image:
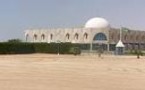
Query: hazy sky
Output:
[[0, 0, 145, 41]]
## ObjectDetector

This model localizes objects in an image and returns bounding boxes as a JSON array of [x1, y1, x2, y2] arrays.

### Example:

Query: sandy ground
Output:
[[0, 54, 145, 90]]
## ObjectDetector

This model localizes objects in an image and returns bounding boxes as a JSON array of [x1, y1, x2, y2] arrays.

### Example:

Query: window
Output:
[[124, 35, 127, 41], [136, 35, 139, 41], [41, 34, 45, 40], [111, 33, 114, 40], [74, 33, 79, 40], [50, 34, 53, 40], [26, 34, 29, 41], [34, 34, 37, 40], [142, 36, 145, 40], [93, 33, 107, 41], [130, 35, 133, 40], [66, 33, 70, 40], [118, 34, 120, 40], [84, 33, 88, 39]]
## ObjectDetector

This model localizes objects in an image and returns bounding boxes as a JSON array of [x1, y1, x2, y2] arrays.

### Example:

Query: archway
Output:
[[50, 34, 53, 40], [25, 34, 30, 42], [41, 34, 45, 41], [74, 33, 79, 40], [33, 34, 38, 42], [84, 33, 88, 40], [92, 33, 107, 51], [93, 33, 107, 41], [66, 33, 70, 40]]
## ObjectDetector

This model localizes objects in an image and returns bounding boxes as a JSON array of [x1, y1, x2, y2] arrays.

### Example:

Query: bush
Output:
[[0, 42, 81, 54], [125, 50, 145, 56], [0, 43, 35, 54], [69, 47, 81, 55], [8, 39, 22, 43]]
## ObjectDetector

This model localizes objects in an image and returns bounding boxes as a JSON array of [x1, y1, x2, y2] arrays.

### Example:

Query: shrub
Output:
[[69, 47, 81, 55], [0, 42, 81, 54], [7, 39, 22, 43], [0, 43, 35, 54], [125, 50, 145, 56]]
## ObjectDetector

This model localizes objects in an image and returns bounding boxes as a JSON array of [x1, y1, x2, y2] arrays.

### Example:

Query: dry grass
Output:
[[0, 54, 145, 90]]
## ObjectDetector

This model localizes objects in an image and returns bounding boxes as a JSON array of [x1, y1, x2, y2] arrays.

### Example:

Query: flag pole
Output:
[[120, 27, 122, 41]]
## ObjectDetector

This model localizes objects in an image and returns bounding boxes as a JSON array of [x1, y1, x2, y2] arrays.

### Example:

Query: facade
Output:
[[25, 17, 145, 51]]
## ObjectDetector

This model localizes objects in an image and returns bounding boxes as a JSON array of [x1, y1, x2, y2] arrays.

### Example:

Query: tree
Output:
[[7, 39, 22, 43]]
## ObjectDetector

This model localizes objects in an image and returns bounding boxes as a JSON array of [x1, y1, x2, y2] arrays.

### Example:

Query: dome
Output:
[[85, 17, 110, 29]]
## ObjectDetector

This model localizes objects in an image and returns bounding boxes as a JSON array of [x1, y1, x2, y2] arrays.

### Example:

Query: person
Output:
[[137, 50, 140, 59], [98, 45, 103, 58]]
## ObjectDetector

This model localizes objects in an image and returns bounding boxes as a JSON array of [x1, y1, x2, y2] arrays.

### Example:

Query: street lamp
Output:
[[57, 40, 61, 55], [137, 42, 141, 59]]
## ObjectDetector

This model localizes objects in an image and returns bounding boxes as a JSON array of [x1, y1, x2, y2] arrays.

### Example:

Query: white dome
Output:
[[85, 17, 110, 29]]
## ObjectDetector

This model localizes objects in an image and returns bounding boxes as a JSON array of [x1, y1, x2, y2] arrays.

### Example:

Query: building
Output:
[[25, 17, 145, 52]]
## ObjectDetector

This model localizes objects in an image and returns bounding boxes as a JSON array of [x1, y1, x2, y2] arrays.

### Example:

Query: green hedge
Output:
[[124, 50, 145, 56], [0, 42, 81, 55], [0, 43, 35, 54]]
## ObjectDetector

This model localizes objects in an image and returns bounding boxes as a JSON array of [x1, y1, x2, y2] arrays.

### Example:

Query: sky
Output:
[[0, 0, 145, 41]]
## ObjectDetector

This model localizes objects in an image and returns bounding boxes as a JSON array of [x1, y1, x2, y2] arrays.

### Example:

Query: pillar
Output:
[[107, 43, 110, 52], [90, 42, 93, 52]]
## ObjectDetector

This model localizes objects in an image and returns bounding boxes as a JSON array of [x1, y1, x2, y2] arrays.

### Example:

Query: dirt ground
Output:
[[0, 54, 145, 90]]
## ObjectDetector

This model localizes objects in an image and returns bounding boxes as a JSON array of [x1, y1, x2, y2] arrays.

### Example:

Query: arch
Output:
[[93, 33, 107, 41], [110, 33, 114, 40], [136, 35, 139, 41], [84, 33, 88, 40], [142, 36, 145, 41], [66, 33, 70, 40], [41, 34, 45, 40], [50, 34, 53, 40], [25, 34, 29, 42], [130, 35, 133, 41], [34, 34, 38, 41], [124, 34, 127, 41], [74, 33, 79, 40]]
